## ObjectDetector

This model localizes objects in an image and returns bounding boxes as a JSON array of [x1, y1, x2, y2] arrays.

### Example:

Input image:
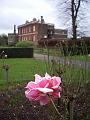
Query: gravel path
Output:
[[34, 54, 90, 70]]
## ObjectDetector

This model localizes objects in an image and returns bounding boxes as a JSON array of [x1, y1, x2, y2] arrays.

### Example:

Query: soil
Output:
[[0, 83, 90, 120]]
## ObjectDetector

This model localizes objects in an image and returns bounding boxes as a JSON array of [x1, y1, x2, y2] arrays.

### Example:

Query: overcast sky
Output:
[[0, 0, 59, 34], [0, 0, 90, 36]]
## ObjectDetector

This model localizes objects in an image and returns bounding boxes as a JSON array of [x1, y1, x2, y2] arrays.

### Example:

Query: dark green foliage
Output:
[[0, 34, 8, 46], [61, 46, 90, 56], [38, 39, 90, 56], [0, 48, 33, 58]]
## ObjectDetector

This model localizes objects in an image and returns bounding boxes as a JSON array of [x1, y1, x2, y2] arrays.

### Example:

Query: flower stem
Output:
[[50, 97, 60, 116]]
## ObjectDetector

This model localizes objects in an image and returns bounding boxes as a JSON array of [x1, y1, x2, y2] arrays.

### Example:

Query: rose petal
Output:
[[25, 82, 38, 89], [52, 92, 61, 98], [45, 73, 51, 79], [35, 74, 42, 83], [37, 88, 53, 93], [25, 89, 39, 100], [39, 96, 49, 105], [52, 77, 61, 89], [38, 79, 49, 88]]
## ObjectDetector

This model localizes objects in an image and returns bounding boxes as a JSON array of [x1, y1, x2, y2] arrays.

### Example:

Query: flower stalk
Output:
[[50, 97, 60, 116]]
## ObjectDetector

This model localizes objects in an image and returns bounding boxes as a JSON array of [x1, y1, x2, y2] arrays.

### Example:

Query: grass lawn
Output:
[[67, 55, 90, 62], [62, 65, 90, 84], [0, 58, 48, 89], [0, 58, 90, 90]]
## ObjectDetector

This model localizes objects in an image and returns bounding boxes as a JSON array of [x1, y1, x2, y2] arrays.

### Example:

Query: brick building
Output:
[[18, 16, 54, 45], [8, 25, 18, 45], [54, 29, 67, 39], [18, 16, 67, 45]]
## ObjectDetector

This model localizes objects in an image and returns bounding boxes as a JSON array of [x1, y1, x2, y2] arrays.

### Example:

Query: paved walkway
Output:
[[34, 53, 90, 70]]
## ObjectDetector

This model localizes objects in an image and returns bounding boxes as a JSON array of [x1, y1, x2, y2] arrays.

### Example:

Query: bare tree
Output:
[[55, 0, 89, 40]]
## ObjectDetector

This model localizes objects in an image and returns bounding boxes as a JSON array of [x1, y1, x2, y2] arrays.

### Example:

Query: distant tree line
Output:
[[0, 34, 8, 46]]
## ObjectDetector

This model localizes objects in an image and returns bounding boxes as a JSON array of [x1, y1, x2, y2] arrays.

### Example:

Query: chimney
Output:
[[14, 25, 16, 34], [41, 16, 44, 23]]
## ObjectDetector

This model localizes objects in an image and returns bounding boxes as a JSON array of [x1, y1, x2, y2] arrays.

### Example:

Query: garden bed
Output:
[[0, 83, 90, 120]]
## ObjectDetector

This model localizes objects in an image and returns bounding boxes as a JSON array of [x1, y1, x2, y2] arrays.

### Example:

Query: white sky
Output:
[[0, 0, 62, 34], [0, 0, 90, 36]]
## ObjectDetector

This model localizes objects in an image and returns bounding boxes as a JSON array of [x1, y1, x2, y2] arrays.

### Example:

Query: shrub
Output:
[[16, 41, 34, 48]]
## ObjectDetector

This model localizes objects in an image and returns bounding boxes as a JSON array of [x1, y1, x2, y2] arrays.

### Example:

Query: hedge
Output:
[[61, 46, 90, 56], [0, 48, 33, 58], [38, 38, 90, 56]]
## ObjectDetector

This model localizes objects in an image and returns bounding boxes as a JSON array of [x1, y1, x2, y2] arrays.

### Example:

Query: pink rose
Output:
[[25, 73, 61, 105]]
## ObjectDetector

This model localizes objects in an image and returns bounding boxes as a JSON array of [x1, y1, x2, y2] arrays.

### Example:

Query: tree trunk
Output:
[[72, 19, 77, 40], [71, 0, 77, 40]]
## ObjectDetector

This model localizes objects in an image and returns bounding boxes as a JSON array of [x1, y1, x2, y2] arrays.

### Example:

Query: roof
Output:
[[18, 19, 54, 28], [8, 33, 18, 35]]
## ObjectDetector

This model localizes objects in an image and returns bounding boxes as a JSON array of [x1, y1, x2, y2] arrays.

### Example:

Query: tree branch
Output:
[[75, 0, 81, 19]]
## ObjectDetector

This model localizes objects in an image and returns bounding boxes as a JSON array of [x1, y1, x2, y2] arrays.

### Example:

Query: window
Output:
[[26, 28, 27, 33], [62, 31, 64, 34], [29, 36, 31, 40], [26, 37, 27, 40], [18, 29, 20, 34], [22, 29, 23, 34], [24, 28, 25, 34], [22, 37, 24, 40], [33, 35, 36, 41], [29, 26, 31, 32], [33, 25, 35, 32]]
